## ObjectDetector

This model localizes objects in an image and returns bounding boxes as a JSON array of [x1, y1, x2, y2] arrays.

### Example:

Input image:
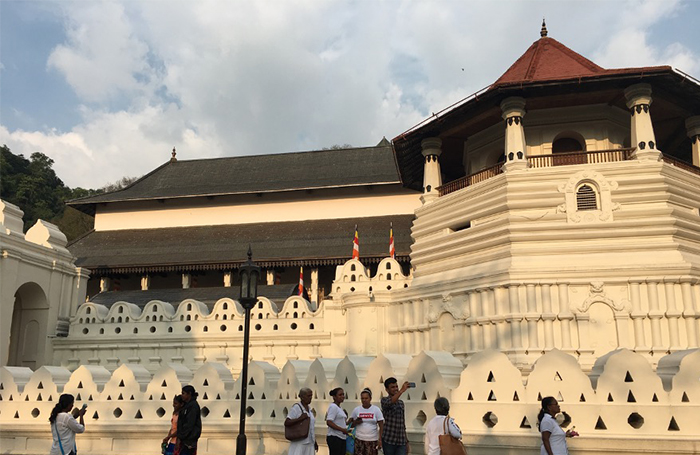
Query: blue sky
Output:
[[1, 0, 699, 188]]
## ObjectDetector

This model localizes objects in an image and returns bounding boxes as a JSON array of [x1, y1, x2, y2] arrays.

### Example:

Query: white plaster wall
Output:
[[93, 186, 421, 231]]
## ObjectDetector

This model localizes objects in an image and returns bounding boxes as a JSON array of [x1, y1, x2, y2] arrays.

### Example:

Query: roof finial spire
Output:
[[171, 146, 177, 162], [540, 17, 548, 38]]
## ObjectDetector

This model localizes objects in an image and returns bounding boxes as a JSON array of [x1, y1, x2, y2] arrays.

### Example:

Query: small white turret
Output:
[[501, 97, 528, 171], [420, 137, 443, 204], [624, 83, 659, 160]]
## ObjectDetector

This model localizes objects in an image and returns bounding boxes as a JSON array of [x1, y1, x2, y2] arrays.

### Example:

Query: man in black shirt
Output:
[[177, 385, 202, 455]]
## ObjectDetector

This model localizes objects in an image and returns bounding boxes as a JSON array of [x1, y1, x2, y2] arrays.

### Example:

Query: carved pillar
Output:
[[541, 284, 555, 350], [664, 281, 682, 351], [558, 284, 574, 350], [478, 290, 496, 350], [140, 274, 151, 291], [525, 284, 540, 352], [507, 285, 524, 352], [646, 282, 665, 353], [182, 273, 191, 289], [624, 83, 659, 161], [494, 287, 509, 350], [266, 269, 275, 286], [680, 280, 698, 347], [420, 138, 443, 204], [223, 271, 232, 287], [629, 281, 648, 351], [469, 291, 483, 352], [685, 116, 700, 167], [501, 97, 528, 171]]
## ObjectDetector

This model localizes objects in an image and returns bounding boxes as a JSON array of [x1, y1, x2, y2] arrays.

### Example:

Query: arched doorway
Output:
[[588, 302, 619, 359], [8, 282, 49, 369], [552, 132, 587, 166]]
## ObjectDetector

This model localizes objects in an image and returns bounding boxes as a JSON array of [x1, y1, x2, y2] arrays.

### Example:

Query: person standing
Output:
[[177, 385, 202, 455], [381, 377, 410, 455], [325, 388, 348, 455], [538, 396, 577, 455], [424, 397, 462, 455], [49, 394, 85, 455], [285, 387, 317, 455], [162, 395, 185, 455], [351, 388, 384, 455]]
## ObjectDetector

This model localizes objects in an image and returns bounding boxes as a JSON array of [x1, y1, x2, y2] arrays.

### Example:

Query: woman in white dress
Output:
[[49, 394, 85, 455], [285, 387, 317, 455], [424, 397, 462, 455], [326, 387, 348, 455], [538, 396, 577, 455]]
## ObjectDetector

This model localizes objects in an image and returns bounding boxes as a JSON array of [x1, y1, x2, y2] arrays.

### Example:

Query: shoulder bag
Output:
[[438, 415, 466, 455], [285, 403, 310, 441]]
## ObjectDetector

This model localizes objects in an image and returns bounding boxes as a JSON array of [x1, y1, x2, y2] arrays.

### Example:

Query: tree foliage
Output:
[[0, 145, 137, 242]]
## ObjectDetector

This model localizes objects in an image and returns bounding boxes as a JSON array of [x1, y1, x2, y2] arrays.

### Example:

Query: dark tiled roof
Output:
[[90, 286, 294, 309], [69, 144, 400, 209], [68, 215, 414, 272]]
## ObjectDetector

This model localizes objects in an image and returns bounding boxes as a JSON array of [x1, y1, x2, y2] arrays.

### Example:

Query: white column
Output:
[[664, 281, 682, 351], [223, 271, 232, 287], [420, 137, 443, 204], [494, 286, 509, 350], [507, 285, 524, 352], [625, 83, 659, 160], [266, 269, 275, 286], [140, 275, 151, 291], [525, 284, 540, 352], [557, 284, 574, 350], [182, 273, 191, 289], [99, 277, 111, 293], [680, 280, 698, 347], [685, 116, 700, 167], [501, 97, 528, 171], [311, 268, 319, 309], [469, 291, 483, 352], [646, 282, 664, 353], [541, 284, 555, 350], [629, 281, 648, 351]]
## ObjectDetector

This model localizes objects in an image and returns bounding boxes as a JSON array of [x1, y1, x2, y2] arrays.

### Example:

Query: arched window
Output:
[[576, 184, 598, 211], [553, 137, 584, 153]]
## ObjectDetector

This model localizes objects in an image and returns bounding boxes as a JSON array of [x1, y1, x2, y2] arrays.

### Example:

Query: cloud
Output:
[[2, 0, 699, 189]]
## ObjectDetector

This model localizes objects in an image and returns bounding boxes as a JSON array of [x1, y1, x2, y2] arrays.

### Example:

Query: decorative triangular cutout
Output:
[[119, 380, 125, 387], [118, 393, 124, 400], [203, 392, 209, 400], [88, 395, 93, 401], [162, 380, 167, 387], [681, 392, 689, 403], [261, 393, 266, 400], [38, 382, 43, 389], [519, 416, 531, 429], [37, 393, 43, 401], [8, 395, 13, 401], [355, 393, 358, 400], [77, 382, 83, 389], [627, 391, 636, 403], [379, 376, 384, 384], [344, 377, 349, 384], [487, 371, 495, 382], [557, 392, 564, 402], [130, 395, 134, 401], [270, 410, 276, 418], [135, 410, 143, 419], [406, 393, 411, 400], [537, 392, 542, 401], [248, 392, 254, 399], [48, 395, 53, 402], [579, 393, 586, 402], [421, 392, 427, 400], [607, 393, 614, 402], [107, 395, 112, 401], [668, 416, 680, 431], [75, 394, 81, 401], [279, 393, 283, 399], [437, 391, 441, 398], [216, 394, 221, 400], [149, 395, 153, 400], [92, 411, 99, 419], [421, 374, 427, 383], [314, 376, 317, 384], [223, 409, 231, 418], [235, 393, 240, 399], [286, 378, 290, 385], [652, 393, 659, 402], [14, 411, 19, 418], [554, 372, 562, 381], [161, 393, 166, 400], [624, 371, 633, 382], [467, 392, 473, 401], [0, 383, 3, 390], [488, 390, 497, 401], [595, 416, 607, 430], [249, 378, 255, 386], [25, 395, 29, 401], [286, 392, 290, 399], [513, 391, 520, 401]]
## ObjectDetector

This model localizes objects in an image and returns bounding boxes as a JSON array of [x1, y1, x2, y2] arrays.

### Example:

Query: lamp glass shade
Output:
[[240, 270, 250, 300]]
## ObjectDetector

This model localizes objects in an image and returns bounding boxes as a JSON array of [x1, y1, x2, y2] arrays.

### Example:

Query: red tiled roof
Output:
[[493, 36, 670, 87]]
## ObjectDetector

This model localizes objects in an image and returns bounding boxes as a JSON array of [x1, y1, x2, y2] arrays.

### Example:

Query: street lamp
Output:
[[236, 246, 260, 455]]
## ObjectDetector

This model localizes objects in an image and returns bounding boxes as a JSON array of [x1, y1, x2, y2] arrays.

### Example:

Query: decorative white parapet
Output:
[[0, 199, 25, 237], [1, 348, 698, 455]]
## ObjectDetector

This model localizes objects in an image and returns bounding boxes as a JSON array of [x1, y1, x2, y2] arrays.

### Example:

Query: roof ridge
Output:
[[547, 37, 604, 72]]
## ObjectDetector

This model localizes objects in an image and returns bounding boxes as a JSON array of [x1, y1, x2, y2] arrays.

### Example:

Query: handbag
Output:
[[285, 403, 311, 441], [345, 423, 356, 455], [438, 416, 466, 455]]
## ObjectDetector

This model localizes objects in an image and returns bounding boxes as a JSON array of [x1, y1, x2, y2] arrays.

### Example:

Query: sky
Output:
[[1, 0, 699, 189]]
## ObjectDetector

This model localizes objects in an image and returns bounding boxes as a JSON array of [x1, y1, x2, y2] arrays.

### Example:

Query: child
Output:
[[162, 395, 185, 455]]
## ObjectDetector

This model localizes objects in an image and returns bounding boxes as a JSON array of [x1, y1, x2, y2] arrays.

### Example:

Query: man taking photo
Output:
[[380, 377, 411, 455]]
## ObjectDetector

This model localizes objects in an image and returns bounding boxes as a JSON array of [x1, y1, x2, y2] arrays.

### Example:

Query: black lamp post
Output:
[[236, 246, 260, 455]]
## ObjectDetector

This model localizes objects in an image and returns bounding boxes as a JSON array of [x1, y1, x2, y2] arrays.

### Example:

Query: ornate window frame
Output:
[[558, 170, 619, 223]]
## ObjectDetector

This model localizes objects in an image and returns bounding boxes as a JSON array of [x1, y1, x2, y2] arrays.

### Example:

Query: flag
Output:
[[389, 222, 395, 259], [352, 225, 360, 260], [298, 266, 304, 296]]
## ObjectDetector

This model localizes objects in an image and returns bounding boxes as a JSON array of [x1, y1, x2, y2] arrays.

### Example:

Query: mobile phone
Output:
[[407, 382, 416, 388], [81, 403, 88, 410]]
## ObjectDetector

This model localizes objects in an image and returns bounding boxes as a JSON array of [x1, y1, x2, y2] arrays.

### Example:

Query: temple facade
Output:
[[2, 26, 700, 455]]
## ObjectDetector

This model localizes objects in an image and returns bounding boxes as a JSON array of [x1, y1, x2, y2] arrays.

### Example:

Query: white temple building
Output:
[[1, 25, 699, 455]]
